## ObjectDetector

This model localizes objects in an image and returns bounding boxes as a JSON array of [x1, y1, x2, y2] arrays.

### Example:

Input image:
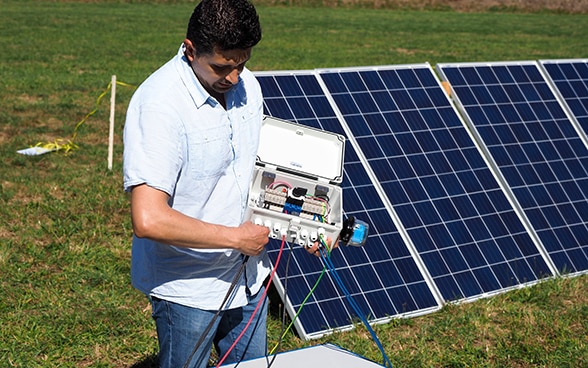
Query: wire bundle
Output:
[[214, 236, 287, 368], [317, 235, 393, 368], [268, 236, 393, 368]]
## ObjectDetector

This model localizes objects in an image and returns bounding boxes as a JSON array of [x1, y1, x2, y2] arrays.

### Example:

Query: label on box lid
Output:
[[256, 116, 345, 184]]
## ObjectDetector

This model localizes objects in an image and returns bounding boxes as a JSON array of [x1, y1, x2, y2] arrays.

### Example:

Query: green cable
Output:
[[269, 248, 331, 355]]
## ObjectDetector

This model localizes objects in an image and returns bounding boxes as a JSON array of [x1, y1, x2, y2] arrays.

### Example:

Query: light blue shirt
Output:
[[123, 45, 270, 310]]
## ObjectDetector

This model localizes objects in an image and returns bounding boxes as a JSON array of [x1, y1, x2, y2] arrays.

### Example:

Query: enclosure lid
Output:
[[256, 116, 345, 184]]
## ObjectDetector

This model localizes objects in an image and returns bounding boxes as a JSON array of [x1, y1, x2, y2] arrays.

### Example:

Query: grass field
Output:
[[1, 0, 587, 367]]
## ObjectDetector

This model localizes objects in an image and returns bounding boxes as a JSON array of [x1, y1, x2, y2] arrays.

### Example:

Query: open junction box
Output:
[[246, 116, 346, 247]]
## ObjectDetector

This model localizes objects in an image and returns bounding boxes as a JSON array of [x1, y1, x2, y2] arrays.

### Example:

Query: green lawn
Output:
[[1, 1, 587, 366]]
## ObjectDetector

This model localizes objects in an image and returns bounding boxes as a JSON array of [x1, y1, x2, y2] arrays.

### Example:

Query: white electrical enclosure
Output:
[[246, 115, 345, 246]]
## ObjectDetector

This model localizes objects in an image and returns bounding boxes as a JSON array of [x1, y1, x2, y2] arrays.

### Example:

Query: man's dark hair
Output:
[[187, 0, 262, 56]]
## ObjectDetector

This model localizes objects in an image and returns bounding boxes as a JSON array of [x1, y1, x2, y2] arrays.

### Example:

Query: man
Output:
[[123, 0, 318, 367]]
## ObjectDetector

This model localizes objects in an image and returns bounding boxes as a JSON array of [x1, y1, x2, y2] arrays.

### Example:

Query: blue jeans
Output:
[[151, 286, 268, 368]]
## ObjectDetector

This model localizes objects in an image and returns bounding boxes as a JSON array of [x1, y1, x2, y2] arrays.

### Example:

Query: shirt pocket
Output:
[[187, 124, 232, 180], [235, 107, 261, 160]]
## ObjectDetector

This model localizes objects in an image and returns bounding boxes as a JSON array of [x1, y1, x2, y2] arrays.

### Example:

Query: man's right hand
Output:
[[234, 222, 270, 256]]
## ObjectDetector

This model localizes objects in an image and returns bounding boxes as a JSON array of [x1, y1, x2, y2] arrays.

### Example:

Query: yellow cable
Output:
[[33, 79, 136, 154]]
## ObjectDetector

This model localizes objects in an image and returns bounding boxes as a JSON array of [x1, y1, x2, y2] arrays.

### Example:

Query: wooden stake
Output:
[[108, 75, 116, 170]]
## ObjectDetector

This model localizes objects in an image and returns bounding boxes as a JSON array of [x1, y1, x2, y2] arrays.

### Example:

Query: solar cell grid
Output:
[[437, 61, 588, 275], [540, 59, 588, 145], [254, 71, 439, 339], [316, 64, 552, 301]]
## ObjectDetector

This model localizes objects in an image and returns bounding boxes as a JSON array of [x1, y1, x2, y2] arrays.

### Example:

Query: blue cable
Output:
[[319, 243, 393, 368]]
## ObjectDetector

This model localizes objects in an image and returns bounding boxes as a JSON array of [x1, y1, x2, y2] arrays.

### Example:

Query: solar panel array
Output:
[[437, 61, 588, 275], [253, 60, 588, 340], [316, 65, 553, 300]]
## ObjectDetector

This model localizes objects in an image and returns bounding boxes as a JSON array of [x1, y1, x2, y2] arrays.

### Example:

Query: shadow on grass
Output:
[[129, 354, 158, 368]]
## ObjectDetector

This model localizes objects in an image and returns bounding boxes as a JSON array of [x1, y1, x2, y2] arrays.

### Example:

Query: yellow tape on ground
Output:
[[19, 79, 136, 155]]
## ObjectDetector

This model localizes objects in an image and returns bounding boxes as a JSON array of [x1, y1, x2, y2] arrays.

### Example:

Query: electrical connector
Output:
[[317, 227, 326, 238], [280, 227, 288, 239], [288, 219, 301, 242], [300, 229, 309, 240], [273, 223, 281, 234]]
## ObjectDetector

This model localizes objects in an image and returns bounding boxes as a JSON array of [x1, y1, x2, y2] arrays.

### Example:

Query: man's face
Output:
[[184, 39, 251, 97]]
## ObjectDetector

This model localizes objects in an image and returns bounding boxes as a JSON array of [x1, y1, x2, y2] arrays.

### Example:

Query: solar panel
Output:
[[540, 59, 588, 146], [437, 61, 588, 275], [255, 71, 440, 340], [316, 64, 553, 303]]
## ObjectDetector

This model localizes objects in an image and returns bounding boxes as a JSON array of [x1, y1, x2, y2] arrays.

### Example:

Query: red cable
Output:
[[215, 235, 287, 368]]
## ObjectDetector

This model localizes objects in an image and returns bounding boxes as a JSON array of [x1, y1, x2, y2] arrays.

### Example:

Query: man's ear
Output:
[[183, 39, 196, 62]]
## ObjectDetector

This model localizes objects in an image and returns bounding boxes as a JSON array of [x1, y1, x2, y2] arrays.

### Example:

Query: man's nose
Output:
[[226, 69, 240, 85]]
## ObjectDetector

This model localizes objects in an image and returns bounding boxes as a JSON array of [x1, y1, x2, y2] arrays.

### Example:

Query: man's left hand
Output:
[[305, 237, 338, 258]]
